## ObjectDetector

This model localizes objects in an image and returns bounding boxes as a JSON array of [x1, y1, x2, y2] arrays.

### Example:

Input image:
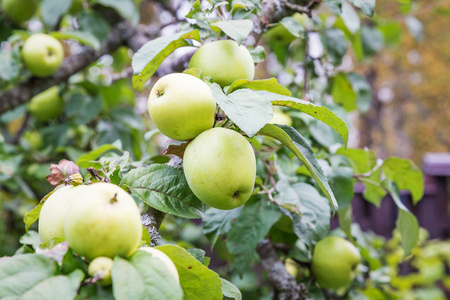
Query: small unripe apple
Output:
[[28, 86, 65, 121], [64, 182, 142, 261], [148, 73, 216, 141], [22, 33, 64, 77], [311, 236, 361, 289], [183, 127, 256, 210], [1, 0, 37, 24], [88, 256, 113, 286], [269, 109, 292, 126], [189, 40, 255, 87], [138, 247, 179, 282], [39, 185, 87, 243]]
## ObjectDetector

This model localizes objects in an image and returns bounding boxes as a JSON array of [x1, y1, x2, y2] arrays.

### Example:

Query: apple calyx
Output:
[[156, 89, 165, 97], [110, 193, 119, 204]]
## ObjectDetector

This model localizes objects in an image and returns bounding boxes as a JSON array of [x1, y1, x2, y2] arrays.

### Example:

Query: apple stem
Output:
[[110, 193, 118, 203], [156, 89, 164, 97]]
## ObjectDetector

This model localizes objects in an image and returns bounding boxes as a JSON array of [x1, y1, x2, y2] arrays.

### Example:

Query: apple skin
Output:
[[189, 40, 255, 87], [270, 109, 292, 126], [148, 73, 216, 141], [39, 185, 87, 243], [64, 182, 142, 261], [183, 127, 256, 210], [88, 257, 114, 286], [28, 86, 64, 121], [22, 33, 64, 77], [1, 0, 37, 24], [311, 236, 361, 289], [138, 247, 179, 282]]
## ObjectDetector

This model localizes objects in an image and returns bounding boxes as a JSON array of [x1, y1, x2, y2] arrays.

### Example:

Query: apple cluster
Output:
[[38, 182, 179, 286], [148, 40, 257, 210]]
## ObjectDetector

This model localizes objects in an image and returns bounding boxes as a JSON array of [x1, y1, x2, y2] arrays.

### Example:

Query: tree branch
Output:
[[257, 239, 308, 300], [0, 21, 138, 114]]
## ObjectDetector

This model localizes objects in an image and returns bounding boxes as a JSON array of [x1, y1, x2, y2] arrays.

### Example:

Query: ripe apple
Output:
[[39, 185, 87, 243], [138, 247, 179, 282], [88, 257, 113, 286], [311, 236, 361, 289], [28, 86, 64, 121], [270, 108, 293, 126], [148, 73, 216, 141], [189, 40, 255, 87], [22, 33, 64, 77], [1, 0, 37, 24], [183, 127, 256, 210], [64, 182, 142, 261]]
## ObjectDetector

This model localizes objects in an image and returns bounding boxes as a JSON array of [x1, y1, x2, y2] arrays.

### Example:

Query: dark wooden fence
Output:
[[332, 152, 450, 240]]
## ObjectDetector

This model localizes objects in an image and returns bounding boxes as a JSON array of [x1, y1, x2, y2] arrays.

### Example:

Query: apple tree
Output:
[[0, 0, 439, 299]]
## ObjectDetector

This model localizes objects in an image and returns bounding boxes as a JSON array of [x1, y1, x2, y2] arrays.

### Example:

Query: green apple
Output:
[[1, 0, 37, 24], [148, 73, 216, 141], [23, 130, 43, 150], [39, 185, 87, 243], [311, 236, 361, 289], [138, 247, 179, 282], [270, 109, 292, 126], [22, 33, 64, 77], [189, 40, 255, 87], [88, 256, 113, 286], [183, 127, 256, 210], [28, 86, 65, 121], [64, 182, 142, 261]]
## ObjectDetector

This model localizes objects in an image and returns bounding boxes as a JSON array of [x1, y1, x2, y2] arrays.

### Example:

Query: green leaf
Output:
[[361, 26, 384, 56], [271, 95, 349, 146], [112, 251, 183, 300], [276, 181, 331, 242], [280, 16, 304, 38], [338, 204, 354, 241], [340, 1, 360, 34], [323, 28, 348, 65], [76, 144, 122, 167], [132, 30, 201, 91], [21, 270, 84, 300], [324, 0, 342, 14], [210, 84, 273, 138], [378, 21, 402, 47], [330, 167, 354, 210], [203, 207, 243, 247], [221, 278, 242, 300], [19, 230, 41, 250], [0, 254, 57, 298], [40, 0, 72, 27], [23, 190, 56, 231], [361, 168, 386, 207], [157, 245, 222, 300], [348, 0, 376, 17], [382, 157, 424, 204], [187, 248, 206, 265], [331, 72, 357, 112], [385, 181, 419, 257], [405, 16, 423, 41], [50, 31, 101, 51], [216, 87, 349, 144], [347, 72, 372, 113], [97, 0, 139, 26], [247, 45, 266, 63], [226, 78, 291, 95], [259, 124, 339, 211], [210, 20, 253, 45], [0, 46, 20, 82], [226, 200, 282, 273], [121, 164, 205, 219], [77, 11, 110, 44]]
